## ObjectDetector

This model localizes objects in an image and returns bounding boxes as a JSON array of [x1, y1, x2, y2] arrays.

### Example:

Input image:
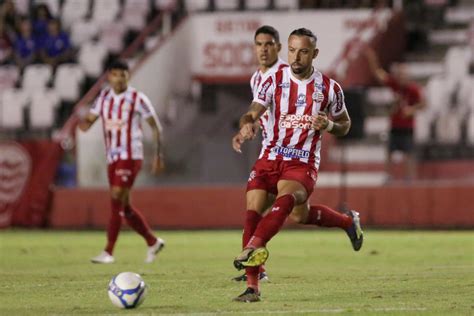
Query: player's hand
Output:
[[232, 133, 245, 153], [239, 122, 256, 140], [151, 154, 165, 175], [312, 111, 329, 131], [401, 105, 415, 118]]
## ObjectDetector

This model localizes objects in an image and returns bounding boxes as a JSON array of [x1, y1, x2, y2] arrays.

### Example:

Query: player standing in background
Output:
[[231, 26, 364, 288], [364, 47, 425, 181], [231, 28, 363, 302], [78, 60, 165, 264]]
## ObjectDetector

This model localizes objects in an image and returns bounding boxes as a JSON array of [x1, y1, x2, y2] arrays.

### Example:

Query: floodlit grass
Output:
[[0, 230, 472, 315]]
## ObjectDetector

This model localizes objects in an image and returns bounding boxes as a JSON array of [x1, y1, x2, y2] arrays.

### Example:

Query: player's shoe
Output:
[[145, 238, 165, 263], [233, 287, 261, 302], [91, 251, 115, 264], [345, 210, 363, 251], [232, 271, 269, 282], [233, 247, 269, 270]]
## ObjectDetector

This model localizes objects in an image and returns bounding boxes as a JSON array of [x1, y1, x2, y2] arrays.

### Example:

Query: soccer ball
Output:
[[108, 272, 148, 309]]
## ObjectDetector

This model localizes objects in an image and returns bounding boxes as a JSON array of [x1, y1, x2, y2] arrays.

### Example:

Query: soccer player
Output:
[[364, 47, 425, 180], [231, 26, 364, 287], [231, 28, 363, 302], [78, 60, 165, 264]]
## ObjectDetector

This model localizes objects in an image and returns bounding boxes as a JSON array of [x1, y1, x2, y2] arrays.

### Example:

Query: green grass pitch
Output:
[[0, 230, 472, 315]]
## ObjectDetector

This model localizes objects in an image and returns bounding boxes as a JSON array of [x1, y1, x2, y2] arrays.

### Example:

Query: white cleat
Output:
[[91, 251, 115, 264], [145, 238, 165, 263]]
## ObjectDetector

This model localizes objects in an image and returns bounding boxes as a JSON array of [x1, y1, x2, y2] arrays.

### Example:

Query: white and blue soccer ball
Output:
[[108, 272, 148, 309]]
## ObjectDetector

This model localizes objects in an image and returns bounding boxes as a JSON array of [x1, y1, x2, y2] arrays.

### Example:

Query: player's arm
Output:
[[313, 110, 351, 137], [146, 116, 164, 175], [232, 102, 266, 153], [77, 112, 99, 132], [364, 46, 388, 84]]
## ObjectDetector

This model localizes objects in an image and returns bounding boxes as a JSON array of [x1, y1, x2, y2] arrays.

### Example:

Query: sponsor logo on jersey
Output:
[[278, 82, 290, 88], [295, 93, 307, 107], [258, 78, 272, 101], [279, 113, 312, 129], [312, 91, 324, 102], [104, 119, 126, 131], [272, 146, 310, 159], [335, 90, 344, 112]]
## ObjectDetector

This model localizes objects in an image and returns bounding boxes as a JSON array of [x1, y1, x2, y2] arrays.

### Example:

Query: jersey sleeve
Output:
[[89, 90, 105, 116], [252, 75, 275, 108], [327, 79, 347, 118]]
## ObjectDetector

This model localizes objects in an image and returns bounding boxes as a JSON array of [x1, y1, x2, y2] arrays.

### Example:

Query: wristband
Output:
[[325, 120, 334, 132]]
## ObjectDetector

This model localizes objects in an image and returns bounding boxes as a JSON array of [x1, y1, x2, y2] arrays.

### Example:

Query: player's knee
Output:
[[110, 187, 128, 202]]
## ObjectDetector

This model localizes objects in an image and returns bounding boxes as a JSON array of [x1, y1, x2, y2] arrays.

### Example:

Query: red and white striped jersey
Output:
[[90, 86, 159, 164], [253, 67, 347, 169], [250, 58, 288, 141]]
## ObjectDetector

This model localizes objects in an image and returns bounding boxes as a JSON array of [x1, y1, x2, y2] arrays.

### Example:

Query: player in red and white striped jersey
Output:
[[231, 28, 363, 302], [232, 27, 363, 294], [79, 60, 165, 264]]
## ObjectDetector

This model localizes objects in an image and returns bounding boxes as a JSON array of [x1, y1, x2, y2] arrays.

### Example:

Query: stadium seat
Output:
[[366, 87, 395, 107], [364, 116, 389, 138], [34, 0, 61, 15], [124, 0, 151, 15], [13, 0, 30, 15], [154, 0, 178, 11], [457, 75, 474, 116], [78, 41, 108, 77], [214, 0, 239, 10], [467, 113, 474, 145], [244, 0, 270, 10], [445, 46, 470, 81], [184, 0, 209, 12], [0, 65, 20, 91], [100, 22, 127, 54], [435, 112, 462, 144], [0, 88, 29, 129], [54, 63, 85, 102], [414, 111, 432, 144], [61, 0, 91, 29], [122, 7, 147, 31], [29, 89, 60, 129], [274, 0, 298, 10], [70, 19, 100, 47], [91, 0, 121, 27], [22, 64, 53, 93]]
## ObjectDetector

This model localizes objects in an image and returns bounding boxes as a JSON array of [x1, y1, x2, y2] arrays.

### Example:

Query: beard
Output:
[[291, 63, 305, 74]]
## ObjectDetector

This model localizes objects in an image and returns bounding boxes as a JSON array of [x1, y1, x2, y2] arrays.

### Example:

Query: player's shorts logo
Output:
[[272, 146, 310, 159], [248, 170, 256, 182], [0, 142, 32, 227]]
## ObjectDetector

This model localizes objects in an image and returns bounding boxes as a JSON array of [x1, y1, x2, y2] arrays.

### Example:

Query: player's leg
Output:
[[290, 202, 363, 251]]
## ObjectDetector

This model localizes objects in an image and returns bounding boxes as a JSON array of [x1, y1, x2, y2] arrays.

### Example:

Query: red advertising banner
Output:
[[0, 140, 62, 228]]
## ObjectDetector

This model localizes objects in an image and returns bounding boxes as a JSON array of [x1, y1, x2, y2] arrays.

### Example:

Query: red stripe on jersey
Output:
[[126, 91, 138, 159], [115, 97, 126, 150], [308, 76, 330, 166], [294, 79, 315, 149], [280, 79, 299, 149], [99, 89, 111, 145], [278, 64, 289, 71], [106, 97, 114, 153], [263, 71, 282, 159]]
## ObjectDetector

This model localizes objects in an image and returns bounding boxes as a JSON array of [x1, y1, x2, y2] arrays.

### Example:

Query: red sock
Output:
[[248, 194, 295, 248], [105, 198, 123, 255], [124, 204, 157, 246], [306, 205, 353, 229], [246, 266, 259, 292], [243, 210, 262, 248]]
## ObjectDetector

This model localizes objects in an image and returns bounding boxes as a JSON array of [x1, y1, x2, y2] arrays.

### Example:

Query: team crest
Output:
[[295, 93, 306, 107], [312, 91, 324, 102]]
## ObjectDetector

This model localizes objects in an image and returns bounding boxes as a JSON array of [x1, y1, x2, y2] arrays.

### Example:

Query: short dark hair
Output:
[[107, 60, 129, 71], [289, 28, 317, 45], [255, 25, 280, 43]]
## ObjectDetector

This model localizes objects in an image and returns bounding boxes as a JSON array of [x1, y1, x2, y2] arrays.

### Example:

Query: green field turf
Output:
[[0, 230, 472, 315]]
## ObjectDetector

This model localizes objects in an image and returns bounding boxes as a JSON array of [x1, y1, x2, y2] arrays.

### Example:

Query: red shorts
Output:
[[107, 159, 142, 188], [246, 158, 318, 196]]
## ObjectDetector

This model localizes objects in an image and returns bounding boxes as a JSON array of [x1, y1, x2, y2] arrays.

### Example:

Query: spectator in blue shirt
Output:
[[32, 4, 53, 50], [13, 18, 37, 68], [41, 19, 72, 66]]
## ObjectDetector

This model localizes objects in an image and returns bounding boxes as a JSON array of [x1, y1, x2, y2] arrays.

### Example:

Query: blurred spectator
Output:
[[0, 21, 13, 64], [13, 18, 37, 68], [41, 19, 73, 66], [32, 3, 53, 51], [0, 0, 20, 34], [364, 46, 426, 181]]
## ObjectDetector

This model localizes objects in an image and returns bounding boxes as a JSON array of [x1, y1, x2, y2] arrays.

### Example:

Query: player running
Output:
[[78, 60, 165, 264], [231, 28, 363, 302]]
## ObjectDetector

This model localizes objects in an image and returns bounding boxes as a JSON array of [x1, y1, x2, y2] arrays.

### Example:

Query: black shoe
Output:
[[345, 210, 363, 251], [232, 271, 269, 282], [233, 247, 269, 270], [233, 287, 261, 302]]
